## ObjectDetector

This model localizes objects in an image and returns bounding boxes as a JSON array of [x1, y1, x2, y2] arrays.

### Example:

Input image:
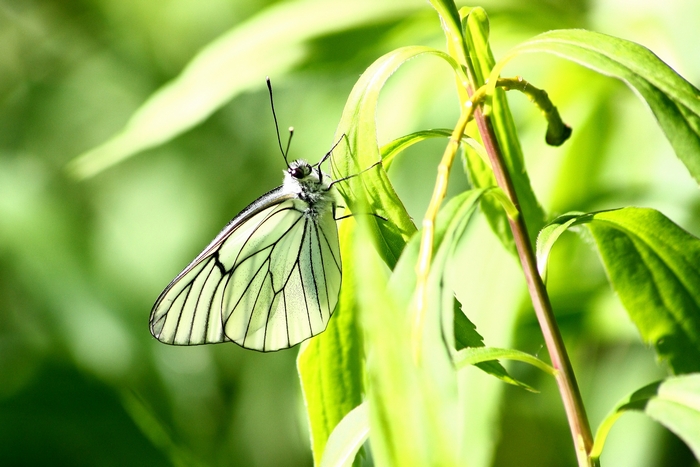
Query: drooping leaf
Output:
[[591, 374, 700, 462], [535, 212, 590, 279], [453, 346, 555, 378], [331, 46, 462, 267], [536, 208, 700, 374], [491, 29, 700, 186], [380, 129, 488, 171], [298, 45, 461, 466]]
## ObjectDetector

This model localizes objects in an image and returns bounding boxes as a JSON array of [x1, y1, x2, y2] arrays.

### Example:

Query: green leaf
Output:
[[297, 221, 364, 466], [592, 374, 700, 461], [331, 46, 461, 268], [380, 130, 487, 171], [388, 189, 525, 391], [354, 222, 445, 467], [66, 0, 426, 178], [356, 190, 492, 467], [381, 129, 451, 170], [536, 208, 700, 374], [491, 29, 700, 185], [589, 208, 700, 374], [453, 298, 534, 391], [307, 45, 464, 466], [453, 346, 555, 377], [319, 402, 369, 467], [463, 8, 547, 253], [535, 212, 590, 279]]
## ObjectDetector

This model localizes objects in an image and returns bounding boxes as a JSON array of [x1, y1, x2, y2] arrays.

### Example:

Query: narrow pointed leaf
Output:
[[67, 0, 425, 178], [331, 46, 462, 266], [463, 8, 547, 253]]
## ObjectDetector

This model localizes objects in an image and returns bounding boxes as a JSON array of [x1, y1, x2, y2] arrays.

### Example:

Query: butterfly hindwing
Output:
[[223, 199, 341, 350]]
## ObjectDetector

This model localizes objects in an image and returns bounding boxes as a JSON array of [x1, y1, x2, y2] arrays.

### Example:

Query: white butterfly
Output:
[[149, 153, 343, 352]]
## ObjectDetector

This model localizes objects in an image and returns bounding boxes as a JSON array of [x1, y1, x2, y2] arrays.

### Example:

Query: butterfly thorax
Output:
[[284, 160, 334, 218]]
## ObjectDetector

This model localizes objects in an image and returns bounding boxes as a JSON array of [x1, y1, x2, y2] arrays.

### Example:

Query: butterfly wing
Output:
[[150, 188, 341, 351]]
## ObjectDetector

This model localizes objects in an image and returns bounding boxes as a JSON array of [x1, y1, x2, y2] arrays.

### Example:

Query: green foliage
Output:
[[4, 1, 700, 467], [592, 374, 700, 461], [538, 208, 700, 374], [491, 29, 700, 184]]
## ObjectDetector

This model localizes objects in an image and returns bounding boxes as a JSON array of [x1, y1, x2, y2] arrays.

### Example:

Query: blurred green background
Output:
[[1, 0, 699, 466]]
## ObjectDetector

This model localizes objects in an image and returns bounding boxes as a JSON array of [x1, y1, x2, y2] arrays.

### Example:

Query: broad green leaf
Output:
[[331, 45, 462, 267], [592, 374, 700, 461], [463, 8, 547, 253], [298, 221, 364, 466], [589, 208, 700, 374], [354, 222, 446, 467], [67, 0, 426, 178], [490, 29, 700, 185], [536, 208, 700, 374], [319, 402, 369, 467]]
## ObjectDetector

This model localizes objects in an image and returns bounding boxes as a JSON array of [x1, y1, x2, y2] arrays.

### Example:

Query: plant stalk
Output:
[[472, 108, 596, 467]]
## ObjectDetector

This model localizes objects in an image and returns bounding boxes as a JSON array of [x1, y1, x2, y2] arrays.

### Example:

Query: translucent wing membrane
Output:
[[150, 194, 341, 351]]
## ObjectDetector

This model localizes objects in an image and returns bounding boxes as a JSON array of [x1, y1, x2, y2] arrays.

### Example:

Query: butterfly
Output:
[[149, 79, 356, 352], [149, 152, 343, 352]]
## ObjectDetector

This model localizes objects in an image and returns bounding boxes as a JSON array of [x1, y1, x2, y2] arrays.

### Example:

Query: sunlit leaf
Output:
[[590, 208, 700, 374], [454, 346, 555, 377], [389, 189, 526, 392], [298, 220, 364, 466], [592, 374, 700, 461], [319, 402, 369, 467], [331, 45, 462, 267], [354, 223, 436, 467], [535, 212, 589, 279], [298, 46, 461, 465], [491, 29, 700, 185], [67, 0, 426, 178], [537, 208, 700, 374], [381, 130, 487, 171]]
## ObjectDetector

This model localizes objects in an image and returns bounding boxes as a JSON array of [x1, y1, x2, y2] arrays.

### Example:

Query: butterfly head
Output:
[[288, 160, 313, 180], [284, 159, 334, 208]]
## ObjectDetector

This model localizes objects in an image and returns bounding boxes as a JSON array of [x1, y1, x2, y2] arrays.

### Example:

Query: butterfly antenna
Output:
[[317, 133, 347, 168], [266, 77, 293, 166]]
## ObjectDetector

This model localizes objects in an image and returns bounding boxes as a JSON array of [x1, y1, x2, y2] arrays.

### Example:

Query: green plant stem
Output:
[[413, 94, 482, 362], [472, 107, 596, 467]]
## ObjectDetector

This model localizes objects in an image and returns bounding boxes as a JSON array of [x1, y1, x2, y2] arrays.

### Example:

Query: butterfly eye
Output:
[[291, 167, 304, 178]]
